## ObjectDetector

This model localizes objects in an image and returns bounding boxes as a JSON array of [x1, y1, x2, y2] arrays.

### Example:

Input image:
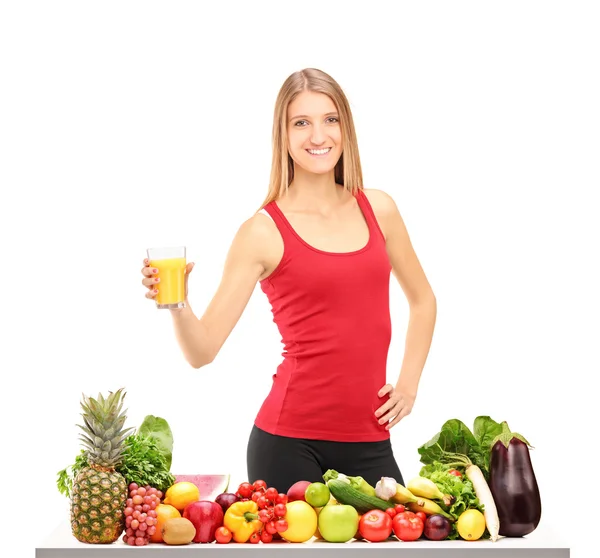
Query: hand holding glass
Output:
[[146, 246, 187, 309]]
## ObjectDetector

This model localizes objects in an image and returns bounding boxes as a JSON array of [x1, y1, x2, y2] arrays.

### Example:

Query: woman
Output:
[[140, 68, 437, 492]]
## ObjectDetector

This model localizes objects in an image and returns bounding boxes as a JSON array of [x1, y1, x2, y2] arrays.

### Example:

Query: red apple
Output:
[[287, 480, 312, 502], [183, 500, 224, 543]]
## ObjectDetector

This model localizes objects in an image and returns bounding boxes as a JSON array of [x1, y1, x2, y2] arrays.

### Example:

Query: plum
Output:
[[424, 514, 451, 541], [214, 492, 239, 513]]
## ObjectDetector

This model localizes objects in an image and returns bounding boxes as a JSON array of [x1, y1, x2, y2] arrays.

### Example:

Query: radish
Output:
[[464, 464, 500, 542], [431, 449, 500, 542]]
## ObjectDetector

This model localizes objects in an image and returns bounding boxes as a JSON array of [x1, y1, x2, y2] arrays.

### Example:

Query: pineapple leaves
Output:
[[60, 391, 175, 497]]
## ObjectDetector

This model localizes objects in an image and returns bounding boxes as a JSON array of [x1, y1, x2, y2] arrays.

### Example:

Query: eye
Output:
[[294, 117, 339, 127]]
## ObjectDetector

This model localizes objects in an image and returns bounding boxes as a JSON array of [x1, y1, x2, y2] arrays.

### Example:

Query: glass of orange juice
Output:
[[146, 246, 187, 309]]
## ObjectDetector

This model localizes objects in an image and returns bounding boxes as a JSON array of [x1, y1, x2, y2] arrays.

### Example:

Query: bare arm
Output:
[[365, 188, 437, 428], [170, 215, 273, 368]]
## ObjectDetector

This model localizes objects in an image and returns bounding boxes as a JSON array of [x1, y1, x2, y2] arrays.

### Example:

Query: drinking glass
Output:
[[146, 246, 187, 309]]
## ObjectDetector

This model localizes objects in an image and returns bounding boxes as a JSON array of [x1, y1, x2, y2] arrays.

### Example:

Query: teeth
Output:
[[307, 148, 331, 155]]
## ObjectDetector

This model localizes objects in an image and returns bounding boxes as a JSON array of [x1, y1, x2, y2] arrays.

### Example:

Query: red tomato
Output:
[[253, 480, 268, 492], [394, 504, 406, 514], [385, 507, 397, 519], [260, 530, 273, 543], [275, 493, 288, 505], [237, 482, 254, 498], [215, 526, 232, 544], [416, 511, 427, 523], [359, 509, 393, 542], [448, 469, 462, 477], [265, 487, 278, 502], [393, 511, 424, 541], [249, 532, 260, 544]]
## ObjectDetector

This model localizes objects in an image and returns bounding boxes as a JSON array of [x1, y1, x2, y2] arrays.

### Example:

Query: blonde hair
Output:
[[258, 68, 364, 210]]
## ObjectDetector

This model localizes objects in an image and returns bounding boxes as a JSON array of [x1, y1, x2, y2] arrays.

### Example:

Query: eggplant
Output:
[[489, 423, 541, 537]]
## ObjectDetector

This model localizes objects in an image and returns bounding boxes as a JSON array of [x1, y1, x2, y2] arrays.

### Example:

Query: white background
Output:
[[1, 1, 598, 557]]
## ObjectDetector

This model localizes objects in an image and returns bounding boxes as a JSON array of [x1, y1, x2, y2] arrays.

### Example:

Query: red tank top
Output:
[[254, 188, 393, 442]]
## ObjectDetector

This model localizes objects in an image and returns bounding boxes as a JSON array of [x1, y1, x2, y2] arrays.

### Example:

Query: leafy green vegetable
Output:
[[138, 415, 174, 470], [419, 461, 485, 540], [118, 434, 175, 492], [57, 450, 88, 498], [473, 416, 503, 452], [57, 415, 176, 498], [418, 416, 503, 479]]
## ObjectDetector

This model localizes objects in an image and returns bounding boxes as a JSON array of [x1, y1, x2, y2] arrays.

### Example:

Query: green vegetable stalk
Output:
[[322, 469, 377, 497]]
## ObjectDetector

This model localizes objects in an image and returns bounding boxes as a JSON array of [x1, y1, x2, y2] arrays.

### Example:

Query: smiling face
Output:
[[287, 90, 343, 175]]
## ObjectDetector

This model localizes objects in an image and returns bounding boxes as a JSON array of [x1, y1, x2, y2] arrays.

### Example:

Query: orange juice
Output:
[[149, 257, 186, 306]]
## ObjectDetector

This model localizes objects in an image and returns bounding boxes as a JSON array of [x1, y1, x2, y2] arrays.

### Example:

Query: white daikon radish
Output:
[[465, 464, 500, 542]]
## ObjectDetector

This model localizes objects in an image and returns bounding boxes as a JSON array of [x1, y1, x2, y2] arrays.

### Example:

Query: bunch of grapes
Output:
[[236, 479, 288, 544], [122, 483, 163, 546]]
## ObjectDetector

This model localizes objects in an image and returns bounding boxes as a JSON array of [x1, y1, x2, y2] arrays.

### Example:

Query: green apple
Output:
[[317, 504, 359, 543]]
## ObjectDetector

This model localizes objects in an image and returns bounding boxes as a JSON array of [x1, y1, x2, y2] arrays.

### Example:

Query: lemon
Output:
[[457, 509, 486, 541], [281, 500, 318, 543], [163, 482, 200, 512]]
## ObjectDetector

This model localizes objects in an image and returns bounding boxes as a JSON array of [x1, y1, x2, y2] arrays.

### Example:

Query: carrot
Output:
[[465, 464, 500, 542]]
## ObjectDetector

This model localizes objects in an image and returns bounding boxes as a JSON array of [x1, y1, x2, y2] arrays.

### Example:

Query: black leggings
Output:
[[246, 425, 404, 494]]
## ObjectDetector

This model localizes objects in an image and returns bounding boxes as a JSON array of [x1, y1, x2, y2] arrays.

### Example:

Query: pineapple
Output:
[[70, 388, 134, 544]]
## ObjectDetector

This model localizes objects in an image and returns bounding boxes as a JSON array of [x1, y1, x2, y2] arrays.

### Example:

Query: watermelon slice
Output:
[[173, 474, 230, 501]]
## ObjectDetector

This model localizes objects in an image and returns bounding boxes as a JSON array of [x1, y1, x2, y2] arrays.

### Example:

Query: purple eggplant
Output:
[[489, 424, 541, 537]]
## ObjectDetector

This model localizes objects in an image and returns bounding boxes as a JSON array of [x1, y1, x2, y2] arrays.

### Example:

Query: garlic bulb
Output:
[[375, 476, 397, 500]]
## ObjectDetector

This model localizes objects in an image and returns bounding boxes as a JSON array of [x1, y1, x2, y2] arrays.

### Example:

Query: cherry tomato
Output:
[[275, 519, 288, 533], [237, 482, 254, 499], [392, 511, 424, 542], [416, 511, 427, 523], [265, 521, 278, 535], [253, 480, 268, 492], [257, 495, 268, 509], [385, 507, 397, 519], [359, 509, 393, 542], [215, 526, 232, 544], [251, 491, 261, 502], [394, 504, 406, 514], [261, 530, 273, 543], [448, 469, 462, 478], [274, 503, 287, 518], [265, 487, 279, 502], [249, 532, 260, 544], [258, 509, 270, 523], [275, 493, 288, 505]]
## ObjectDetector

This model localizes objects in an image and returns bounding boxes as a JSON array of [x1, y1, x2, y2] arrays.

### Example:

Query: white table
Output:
[[36, 520, 570, 557]]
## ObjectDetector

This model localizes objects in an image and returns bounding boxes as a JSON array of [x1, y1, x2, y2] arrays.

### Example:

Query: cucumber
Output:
[[326, 479, 395, 514]]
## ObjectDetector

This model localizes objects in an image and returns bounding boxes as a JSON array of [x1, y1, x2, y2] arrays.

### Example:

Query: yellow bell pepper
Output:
[[223, 500, 262, 543]]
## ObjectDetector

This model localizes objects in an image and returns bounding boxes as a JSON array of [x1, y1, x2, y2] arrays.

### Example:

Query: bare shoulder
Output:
[[362, 188, 401, 239], [232, 210, 283, 280], [362, 188, 398, 216]]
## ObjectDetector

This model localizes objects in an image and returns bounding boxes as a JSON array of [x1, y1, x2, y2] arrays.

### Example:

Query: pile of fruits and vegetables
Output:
[[57, 389, 541, 546]]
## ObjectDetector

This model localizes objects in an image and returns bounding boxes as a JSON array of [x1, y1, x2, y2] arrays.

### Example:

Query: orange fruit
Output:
[[150, 504, 181, 543]]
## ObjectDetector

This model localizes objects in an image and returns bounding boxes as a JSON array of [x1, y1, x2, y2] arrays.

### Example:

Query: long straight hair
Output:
[[258, 68, 364, 210]]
